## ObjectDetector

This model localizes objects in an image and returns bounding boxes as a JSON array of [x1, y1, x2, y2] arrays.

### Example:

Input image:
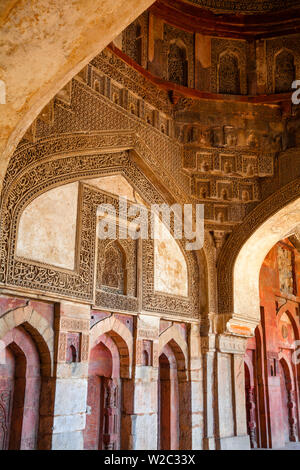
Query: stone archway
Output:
[[158, 325, 188, 377], [0, 306, 54, 449], [84, 334, 121, 450], [90, 316, 133, 379], [0, 147, 203, 322], [218, 179, 300, 331], [89, 317, 133, 450], [158, 345, 179, 450], [0, 306, 54, 375], [158, 326, 191, 449]]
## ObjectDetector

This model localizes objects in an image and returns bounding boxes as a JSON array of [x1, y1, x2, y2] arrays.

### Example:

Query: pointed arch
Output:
[[218, 49, 241, 95], [279, 354, 295, 389], [1, 143, 202, 320], [0, 306, 54, 376], [159, 325, 188, 379], [168, 40, 188, 87], [217, 178, 300, 328], [90, 316, 133, 378], [0, 307, 55, 449], [274, 48, 295, 93], [277, 307, 299, 341]]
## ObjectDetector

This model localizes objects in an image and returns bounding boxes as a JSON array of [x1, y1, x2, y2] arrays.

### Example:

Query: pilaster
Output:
[[51, 301, 90, 450]]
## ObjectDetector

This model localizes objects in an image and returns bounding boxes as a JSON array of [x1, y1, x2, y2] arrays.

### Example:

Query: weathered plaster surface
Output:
[[154, 216, 188, 297], [83, 175, 137, 202], [16, 182, 78, 269]]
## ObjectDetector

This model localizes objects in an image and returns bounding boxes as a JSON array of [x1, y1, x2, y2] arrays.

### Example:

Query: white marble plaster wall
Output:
[[16, 182, 79, 270]]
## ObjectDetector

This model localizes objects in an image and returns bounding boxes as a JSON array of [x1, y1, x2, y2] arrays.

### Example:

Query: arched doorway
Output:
[[218, 189, 300, 449], [158, 345, 179, 450], [159, 353, 171, 449], [242, 237, 300, 449], [84, 335, 121, 450], [158, 326, 191, 450], [0, 326, 41, 450]]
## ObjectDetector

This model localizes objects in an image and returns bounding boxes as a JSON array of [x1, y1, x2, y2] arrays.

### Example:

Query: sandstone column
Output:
[[128, 315, 160, 450], [202, 332, 250, 450], [202, 334, 217, 450], [215, 334, 250, 450], [189, 323, 203, 449], [50, 301, 90, 450]]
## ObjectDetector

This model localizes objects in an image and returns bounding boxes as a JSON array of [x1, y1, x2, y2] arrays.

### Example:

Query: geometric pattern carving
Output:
[[212, 39, 247, 94], [163, 24, 194, 88], [266, 37, 300, 94], [123, 22, 143, 66], [218, 51, 240, 95], [7, 44, 282, 233], [4, 37, 298, 324], [275, 50, 295, 94], [95, 232, 138, 312], [101, 242, 126, 293], [168, 42, 188, 87], [122, 12, 148, 67]]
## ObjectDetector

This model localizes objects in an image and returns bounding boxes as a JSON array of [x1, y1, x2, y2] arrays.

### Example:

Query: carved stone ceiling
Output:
[[184, 0, 300, 14]]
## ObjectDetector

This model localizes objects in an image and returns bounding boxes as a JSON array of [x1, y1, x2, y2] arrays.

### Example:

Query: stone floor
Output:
[[254, 442, 300, 450], [276, 442, 300, 450]]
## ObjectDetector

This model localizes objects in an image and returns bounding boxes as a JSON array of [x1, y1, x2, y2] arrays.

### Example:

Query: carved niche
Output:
[[136, 339, 153, 366], [100, 242, 125, 294], [66, 332, 81, 363], [277, 245, 295, 296], [168, 42, 188, 87], [95, 221, 138, 312], [274, 50, 295, 93], [218, 51, 241, 95], [163, 23, 194, 87], [122, 13, 148, 67], [123, 22, 142, 65], [287, 388, 298, 442], [266, 37, 300, 94], [211, 39, 246, 94]]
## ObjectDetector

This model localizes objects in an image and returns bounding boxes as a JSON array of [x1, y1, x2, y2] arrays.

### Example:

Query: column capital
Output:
[[202, 312, 259, 337]]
